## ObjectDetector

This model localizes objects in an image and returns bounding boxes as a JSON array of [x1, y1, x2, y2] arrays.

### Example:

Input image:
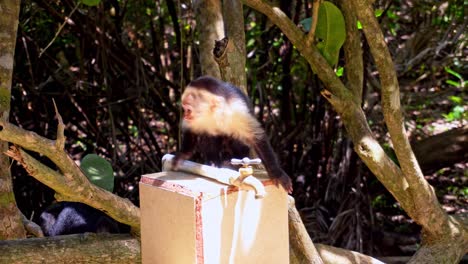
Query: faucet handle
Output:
[[231, 157, 262, 166]]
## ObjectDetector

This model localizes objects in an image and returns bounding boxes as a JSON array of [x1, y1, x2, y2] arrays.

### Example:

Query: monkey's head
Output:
[[180, 84, 227, 135], [181, 76, 255, 139], [181, 87, 219, 121]]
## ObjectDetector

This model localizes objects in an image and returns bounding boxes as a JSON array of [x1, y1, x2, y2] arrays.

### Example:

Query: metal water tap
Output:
[[230, 157, 265, 198]]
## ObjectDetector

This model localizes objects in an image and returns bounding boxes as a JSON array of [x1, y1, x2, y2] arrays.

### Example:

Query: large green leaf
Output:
[[80, 154, 114, 192], [300, 1, 346, 66]]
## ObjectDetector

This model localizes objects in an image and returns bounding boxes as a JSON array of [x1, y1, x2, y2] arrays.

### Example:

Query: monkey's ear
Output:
[[209, 97, 221, 112]]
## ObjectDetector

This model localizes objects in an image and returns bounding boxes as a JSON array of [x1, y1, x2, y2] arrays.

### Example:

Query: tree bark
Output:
[[193, 0, 224, 79], [0, 0, 26, 240], [0, 233, 141, 263], [315, 244, 384, 264], [0, 228, 385, 264], [214, 0, 247, 93], [20, 212, 44, 238], [288, 197, 324, 264], [339, 0, 363, 104]]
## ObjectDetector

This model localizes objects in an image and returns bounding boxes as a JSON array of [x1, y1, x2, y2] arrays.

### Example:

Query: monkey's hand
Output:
[[171, 152, 192, 171], [270, 169, 293, 194]]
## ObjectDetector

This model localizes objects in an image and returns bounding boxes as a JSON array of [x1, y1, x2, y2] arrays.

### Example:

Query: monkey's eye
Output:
[[197, 92, 204, 100]]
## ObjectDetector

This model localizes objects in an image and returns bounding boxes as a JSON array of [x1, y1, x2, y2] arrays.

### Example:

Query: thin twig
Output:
[[39, 2, 80, 58], [20, 212, 44, 237], [21, 37, 36, 87], [306, 0, 321, 47], [52, 98, 65, 150]]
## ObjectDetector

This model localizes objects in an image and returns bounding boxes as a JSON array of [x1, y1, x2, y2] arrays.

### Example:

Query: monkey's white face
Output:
[[181, 86, 262, 143], [181, 87, 215, 123]]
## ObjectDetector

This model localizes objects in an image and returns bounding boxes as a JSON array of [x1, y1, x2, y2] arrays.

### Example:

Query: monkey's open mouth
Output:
[[183, 110, 193, 121], [183, 114, 193, 121], [182, 105, 193, 121]]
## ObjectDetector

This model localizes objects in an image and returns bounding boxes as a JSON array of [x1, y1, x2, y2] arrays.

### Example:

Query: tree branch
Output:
[[20, 212, 44, 238], [350, 0, 449, 232], [339, 0, 363, 103], [288, 197, 324, 264], [305, 0, 321, 47], [6, 146, 140, 232], [52, 99, 65, 150], [315, 244, 385, 264], [0, 117, 140, 232], [0, 233, 141, 263]]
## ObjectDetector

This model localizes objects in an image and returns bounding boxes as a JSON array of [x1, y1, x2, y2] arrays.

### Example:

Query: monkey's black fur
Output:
[[181, 132, 250, 167], [39, 202, 126, 236]]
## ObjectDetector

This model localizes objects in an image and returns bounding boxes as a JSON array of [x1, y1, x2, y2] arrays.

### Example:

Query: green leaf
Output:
[[383, 144, 399, 167], [336, 66, 344, 77], [444, 67, 462, 80], [453, 105, 465, 115], [247, 38, 256, 48], [374, 9, 384, 17], [300, 17, 312, 32], [449, 96, 462, 105], [81, 0, 100, 7], [315, 1, 346, 66], [446, 80, 460, 87], [300, 1, 346, 66], [299, 2, 346, 65], [443, 105, 465, 121], [80, 154, 114, 192], [357, 20, 362, 29]]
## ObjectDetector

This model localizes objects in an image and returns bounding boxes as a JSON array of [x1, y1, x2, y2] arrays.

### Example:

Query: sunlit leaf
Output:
[[446, 80, 460, 87], [80, 154, 114, 192], [449, 96, 462, 105], [375, 9, 384, 17], [247, 38, 255, 48], [357, 20, 362, 29], [299, 1, 346, 66], [336, 66, 344, 77], [444, 67, 462, 80], [453, 105, 465, 115], [443, 105, 465, 121]]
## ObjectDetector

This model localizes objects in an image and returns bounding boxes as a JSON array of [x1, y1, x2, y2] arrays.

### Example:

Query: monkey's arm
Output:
[[253, 137, 293, 193], [173, 129, 198, 168]]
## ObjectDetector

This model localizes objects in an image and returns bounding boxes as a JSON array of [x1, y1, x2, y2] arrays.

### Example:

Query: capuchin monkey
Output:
[[173, 76, 293, 193]]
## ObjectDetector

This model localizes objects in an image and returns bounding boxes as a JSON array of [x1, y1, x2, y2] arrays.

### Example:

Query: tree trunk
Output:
[[193, 0, 224, 79], [0, 233, 141, 263], [215, 0, 247, 92], [0, 0, 26, 240]]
